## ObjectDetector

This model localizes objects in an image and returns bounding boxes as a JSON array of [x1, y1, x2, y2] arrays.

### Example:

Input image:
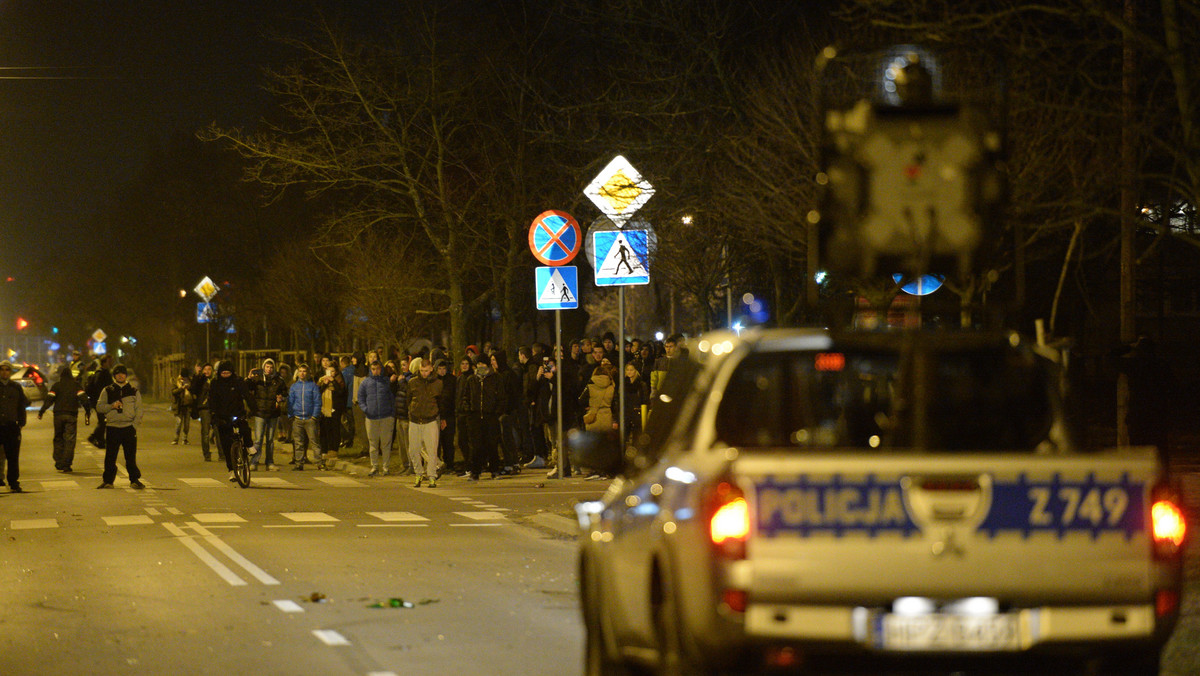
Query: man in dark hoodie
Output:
[[491, 349, 521, 474], [38, 365, 92, 472], [464, 358, 503, 480], [85, 354, 113, 449], [0, 360, 29, 492], [246, 357, 286, 471], [208, 360, 254, 483]]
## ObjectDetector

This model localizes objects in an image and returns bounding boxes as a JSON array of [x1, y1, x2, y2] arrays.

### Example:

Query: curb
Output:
[[528, 512, 582, 537]]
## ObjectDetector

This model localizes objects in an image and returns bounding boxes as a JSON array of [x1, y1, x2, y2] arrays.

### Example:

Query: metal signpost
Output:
[[583, 155, 654, 457], [528, 211, 582, 479]]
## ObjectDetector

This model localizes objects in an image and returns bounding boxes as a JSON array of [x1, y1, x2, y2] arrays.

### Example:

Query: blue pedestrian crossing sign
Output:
[[593, 229, 649, 286], [535, 266, 578, 310], [197, 302, 217, 323]]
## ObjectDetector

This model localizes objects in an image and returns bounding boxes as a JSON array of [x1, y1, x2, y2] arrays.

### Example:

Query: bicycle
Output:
[[229, 416, 251, 488]]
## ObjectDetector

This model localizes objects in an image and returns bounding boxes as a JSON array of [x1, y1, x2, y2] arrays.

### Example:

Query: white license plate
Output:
[[877, 613, 1020, 651]]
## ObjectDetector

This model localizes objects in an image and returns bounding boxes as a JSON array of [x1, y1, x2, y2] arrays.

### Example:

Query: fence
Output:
[[152, 349, 358, 399]]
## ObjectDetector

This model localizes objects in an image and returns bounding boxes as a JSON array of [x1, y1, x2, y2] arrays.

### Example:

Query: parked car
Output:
[[12, 365, 48, 402]]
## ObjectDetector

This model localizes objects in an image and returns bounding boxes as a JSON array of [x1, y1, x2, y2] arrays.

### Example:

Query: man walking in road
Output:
[[0, 361, 29, 492], [95, 364, 144, 489], [38, 365, 91, 472], [190, 363, 214, 461]]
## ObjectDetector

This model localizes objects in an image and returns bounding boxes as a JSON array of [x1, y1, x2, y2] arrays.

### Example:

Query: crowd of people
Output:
[[166, 332, 690, 485]]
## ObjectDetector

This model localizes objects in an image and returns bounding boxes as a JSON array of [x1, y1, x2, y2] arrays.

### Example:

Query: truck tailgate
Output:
[[738, 449, 1161, 606]]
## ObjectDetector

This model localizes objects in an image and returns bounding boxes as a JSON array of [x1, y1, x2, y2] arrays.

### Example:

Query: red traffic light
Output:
[[15, 317, 28, 330]]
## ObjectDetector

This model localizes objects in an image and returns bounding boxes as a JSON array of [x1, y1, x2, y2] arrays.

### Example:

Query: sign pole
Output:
[[555, 309, 564, 480], [618, 287, 625, 461], [206, 323, 210, 363]]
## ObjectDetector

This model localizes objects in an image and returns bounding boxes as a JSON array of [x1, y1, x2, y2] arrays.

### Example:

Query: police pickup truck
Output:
[[576, 329, 1184, 675]]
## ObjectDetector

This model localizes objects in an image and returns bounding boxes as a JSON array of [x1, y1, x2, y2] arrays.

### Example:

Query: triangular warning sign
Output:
[[598, 231, 646, 278], [539, 268, 575, 305]]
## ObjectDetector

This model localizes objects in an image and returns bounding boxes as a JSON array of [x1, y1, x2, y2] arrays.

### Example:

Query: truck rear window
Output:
[[715, 347, 1056, 451]]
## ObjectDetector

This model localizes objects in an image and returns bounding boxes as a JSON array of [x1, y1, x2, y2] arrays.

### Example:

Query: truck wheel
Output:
[[1100, 650, 1161, 675], [654, 579, 714, 676], [582, 560, 633, 676]]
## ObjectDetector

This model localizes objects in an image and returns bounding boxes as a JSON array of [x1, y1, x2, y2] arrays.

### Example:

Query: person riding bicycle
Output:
[[208, 360, 254, 482]]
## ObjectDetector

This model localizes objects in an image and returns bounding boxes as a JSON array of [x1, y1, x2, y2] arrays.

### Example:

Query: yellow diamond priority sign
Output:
[[583, 155, 654, 226], [193, 276, 218, 302]]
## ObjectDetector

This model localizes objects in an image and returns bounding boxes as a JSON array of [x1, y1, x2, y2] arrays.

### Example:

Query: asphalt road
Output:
[[1, 403, 604, 676]]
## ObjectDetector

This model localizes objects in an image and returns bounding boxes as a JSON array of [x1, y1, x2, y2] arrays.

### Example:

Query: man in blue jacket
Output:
[[287, 363, 322, 470], [358, 360, 395, 476]]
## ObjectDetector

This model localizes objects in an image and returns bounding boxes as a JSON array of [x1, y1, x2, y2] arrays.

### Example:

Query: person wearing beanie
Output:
[[0, 360, 29, 492], [95, 364, 144, 489]]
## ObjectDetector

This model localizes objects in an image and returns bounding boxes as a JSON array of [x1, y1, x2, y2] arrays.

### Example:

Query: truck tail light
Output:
[[1150, 485, 1186, 560], [707, 480, 749, 559]]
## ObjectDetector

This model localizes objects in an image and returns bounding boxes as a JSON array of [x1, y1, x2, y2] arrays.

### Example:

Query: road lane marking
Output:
[[144, 507, 160, 516], [282, 512, 339, 522], [179, 478, 225, 487], [273, 600, 304, 613], [102, 515, 155, 526], [449, 523, 505, 527], [163, 522, 247, 586], [39, 480, 79, 491], [250, 477, 296, 488], [165, 507, 183, 515], [313, 477, 366, 487], [185, 521, 279, 585], [11, 519, 58, 530], [192, 513, 247, 523], [454, 511, 507, 521], [312, 629, 351, 646], [263, 524, 335, 528], [366, 511, 429, 522], [357, 524, 429, 528]]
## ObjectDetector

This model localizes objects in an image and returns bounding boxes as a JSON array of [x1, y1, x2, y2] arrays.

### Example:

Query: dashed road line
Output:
[[312, 629, 351, 646], [11, 518, 58, 530], [102, 515, 154, 526], [273, 599, 304, 613]]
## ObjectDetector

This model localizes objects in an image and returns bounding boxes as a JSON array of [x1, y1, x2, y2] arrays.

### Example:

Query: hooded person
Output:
[[39, 364, 92, 472], [246, 357, 286, 471], [463, 358, 504, 480], [358, 357, 395, 476], [490, 350, 521, 473], [207, 360, 254, 480]]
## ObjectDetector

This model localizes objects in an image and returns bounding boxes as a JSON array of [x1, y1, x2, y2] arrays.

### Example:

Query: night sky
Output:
[[0, 1, 371, 279]]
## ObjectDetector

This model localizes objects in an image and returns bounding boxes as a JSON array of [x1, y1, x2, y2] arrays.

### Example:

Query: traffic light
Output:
[[15, 317, 28, 331]]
